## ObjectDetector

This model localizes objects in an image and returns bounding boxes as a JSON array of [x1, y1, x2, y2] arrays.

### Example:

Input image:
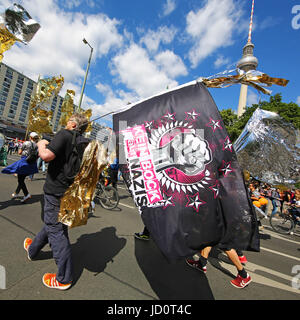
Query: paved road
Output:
[[0, 154, 299, 302]]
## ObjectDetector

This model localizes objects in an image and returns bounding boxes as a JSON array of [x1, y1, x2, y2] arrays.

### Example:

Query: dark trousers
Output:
[[28, 194, 73, 284], [16, 174, 29, 196], [108, 168, 118, 189]]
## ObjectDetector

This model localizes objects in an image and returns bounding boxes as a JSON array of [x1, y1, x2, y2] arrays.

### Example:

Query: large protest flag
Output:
[[113, 81, 259, 261]]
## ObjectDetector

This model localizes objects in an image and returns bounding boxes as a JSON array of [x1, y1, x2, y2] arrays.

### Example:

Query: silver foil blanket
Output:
[[234, 108, 300, 187]]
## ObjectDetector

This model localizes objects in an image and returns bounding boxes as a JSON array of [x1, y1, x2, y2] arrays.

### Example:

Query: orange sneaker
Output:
[[42, 273, 71, 290], [23, 238, 33, 260]]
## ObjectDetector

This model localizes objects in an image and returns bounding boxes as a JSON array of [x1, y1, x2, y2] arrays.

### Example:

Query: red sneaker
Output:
[[23, 238, 32, 260], [230, 274, 252, 288], [186, 258, 207, 273], [42, 273, 71, 290], [238, 255, 248, 264]]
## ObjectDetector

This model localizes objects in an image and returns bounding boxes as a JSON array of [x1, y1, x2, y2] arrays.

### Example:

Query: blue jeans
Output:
[[28, 194, 73, 284], [271, 200, 278, 216], [37, 157, 46, 172]]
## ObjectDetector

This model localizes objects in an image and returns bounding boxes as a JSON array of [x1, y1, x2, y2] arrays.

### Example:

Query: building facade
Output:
[[0, 62, 67, 139], [0, 62, 103, 141]]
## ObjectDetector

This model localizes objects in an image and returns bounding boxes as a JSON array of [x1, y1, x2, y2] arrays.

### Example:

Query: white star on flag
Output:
[[163, 196, 175, 209], [223, 136, 233, 152], [163, 112, 176, 121], [186, 193, 206, 212], [206, 118, 222, 132], [144, 121, 154, 129], [209, 182, 220, 199], [185, 109, 200, 121], [219, 161, 233, 177]]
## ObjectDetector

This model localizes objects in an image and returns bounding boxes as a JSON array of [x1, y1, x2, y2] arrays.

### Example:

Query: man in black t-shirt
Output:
[[23, 113, 89, 290]]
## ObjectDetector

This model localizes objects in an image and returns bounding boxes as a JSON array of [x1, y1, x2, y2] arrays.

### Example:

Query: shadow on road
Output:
[[0, 194, 44, 211], [134, 238, 215, 300], [71, 226, 126, 286]]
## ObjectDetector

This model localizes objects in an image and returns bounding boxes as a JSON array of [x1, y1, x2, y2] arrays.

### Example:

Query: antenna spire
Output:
[[248, 0, 255, 43]]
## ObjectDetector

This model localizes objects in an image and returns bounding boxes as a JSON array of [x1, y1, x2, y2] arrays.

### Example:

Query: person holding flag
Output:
[[23, 113, 89, 290]]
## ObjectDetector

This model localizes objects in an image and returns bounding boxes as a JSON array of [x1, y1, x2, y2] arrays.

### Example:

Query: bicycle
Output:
[[269, 205, 300, 235], [93, 176, 119, 210]]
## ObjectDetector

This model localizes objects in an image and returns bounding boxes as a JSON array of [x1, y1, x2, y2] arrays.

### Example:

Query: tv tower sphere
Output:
[[237, 41, 258, 72]]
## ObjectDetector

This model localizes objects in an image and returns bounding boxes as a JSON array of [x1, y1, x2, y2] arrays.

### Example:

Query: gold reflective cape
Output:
[[58, 140, 108, 228], [27, 76, 64, 134]]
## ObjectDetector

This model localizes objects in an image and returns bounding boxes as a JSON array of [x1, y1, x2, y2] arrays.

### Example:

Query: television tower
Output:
[[236, 0, 258, 117]]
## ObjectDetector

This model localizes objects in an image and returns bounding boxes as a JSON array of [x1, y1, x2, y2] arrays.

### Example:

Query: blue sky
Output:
[[1, 0, 299, 127]]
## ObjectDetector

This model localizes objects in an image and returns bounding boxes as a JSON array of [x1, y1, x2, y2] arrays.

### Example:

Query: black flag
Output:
[[113, 81, 259, 261]]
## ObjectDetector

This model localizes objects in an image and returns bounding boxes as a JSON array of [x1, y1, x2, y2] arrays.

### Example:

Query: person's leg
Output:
[[111, 170, 118, 189], [44, 194, 73, 284], [28, 225, 48, 259], [200, 246, 212, 259], [236, 249, 248, 264], [16, 174, 29, 196], [225, 249, 244, 273], [42, 160, 46, 173], [134, 225, 150, 240], [271, 200, 277, 216], [186, 246, 212, 273]]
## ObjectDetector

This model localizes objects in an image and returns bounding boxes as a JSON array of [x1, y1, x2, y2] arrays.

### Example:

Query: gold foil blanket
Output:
[[199, 70, 289, 95], [27, 76, 64, 134], [58, 140, 108, 228]]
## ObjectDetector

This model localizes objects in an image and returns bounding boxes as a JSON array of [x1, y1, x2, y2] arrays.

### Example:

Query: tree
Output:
[[220, 93, 300, 142]]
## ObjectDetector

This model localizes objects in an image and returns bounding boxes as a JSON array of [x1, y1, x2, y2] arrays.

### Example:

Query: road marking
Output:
[[215, 258, 300, 295], [260, 246, 300, 262], [260, 227, 300, 244], [119, 202, 136, 209]]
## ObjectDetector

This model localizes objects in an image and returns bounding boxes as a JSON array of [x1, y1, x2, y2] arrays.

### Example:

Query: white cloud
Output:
[[155, 50, 187, 78], [297, 96, 300, 106], [214, 55, 230, 69], [186, 0, 243, 68], [247, 89, 259, 106], [140, 26, 177, 53], [111, 44, 178, 99], [3, 0, 123, 88], [162, 0, 176, 17]]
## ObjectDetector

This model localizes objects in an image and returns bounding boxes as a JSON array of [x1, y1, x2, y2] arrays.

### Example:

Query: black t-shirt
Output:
[[43, 129, 88, 196]]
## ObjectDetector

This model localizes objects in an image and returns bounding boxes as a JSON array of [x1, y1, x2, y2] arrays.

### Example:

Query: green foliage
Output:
[[220, 93, 300, 142]]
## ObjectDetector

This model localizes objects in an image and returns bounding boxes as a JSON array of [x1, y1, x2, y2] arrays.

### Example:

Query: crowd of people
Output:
[[0, 138, 25, 166], [247, 180, 300, 220]]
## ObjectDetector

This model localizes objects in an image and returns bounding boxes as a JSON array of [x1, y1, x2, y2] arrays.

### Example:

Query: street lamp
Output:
[[77, 38, 93, 112]]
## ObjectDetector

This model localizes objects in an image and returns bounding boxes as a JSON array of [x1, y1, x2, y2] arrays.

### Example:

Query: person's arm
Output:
[[37, 139, 56, 162]]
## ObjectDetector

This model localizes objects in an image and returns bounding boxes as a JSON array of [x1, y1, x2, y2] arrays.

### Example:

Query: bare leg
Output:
[[225, 248, 244, 271]]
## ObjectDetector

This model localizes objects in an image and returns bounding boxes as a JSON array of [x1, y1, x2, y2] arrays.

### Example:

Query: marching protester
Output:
[[186, 246, 251, 288], [1, 132, 39, 202], [23, 113, 89, 290], [7, 140, 14, 155]]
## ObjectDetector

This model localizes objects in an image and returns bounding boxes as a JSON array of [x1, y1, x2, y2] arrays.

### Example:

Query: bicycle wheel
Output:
[[269, 213, 295, 234], [98, 185, 119, 210]]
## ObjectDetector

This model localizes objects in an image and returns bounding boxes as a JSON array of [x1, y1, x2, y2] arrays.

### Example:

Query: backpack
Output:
[[64, 130, 89, 183], [26, 142, 39, 164]]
